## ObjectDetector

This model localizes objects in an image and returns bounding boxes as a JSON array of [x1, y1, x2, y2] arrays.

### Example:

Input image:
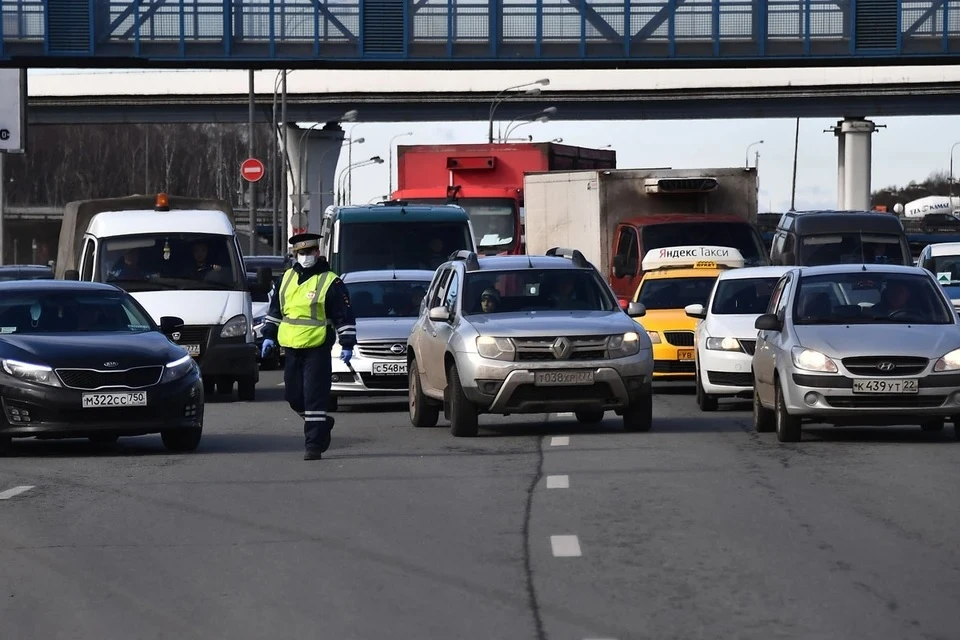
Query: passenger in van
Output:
[[108, 248, 157, 280]]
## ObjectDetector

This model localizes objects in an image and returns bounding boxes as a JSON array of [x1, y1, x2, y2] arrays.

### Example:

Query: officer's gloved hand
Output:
[[261, 339, 276, 359], [340, 349, 353, 364]]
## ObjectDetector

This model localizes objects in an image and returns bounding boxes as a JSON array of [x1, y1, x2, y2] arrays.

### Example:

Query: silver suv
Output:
[[406, 249, 655, 437]]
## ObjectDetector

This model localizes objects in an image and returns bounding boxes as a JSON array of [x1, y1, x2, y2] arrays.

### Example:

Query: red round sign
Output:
[[240, 158, 265, 183]]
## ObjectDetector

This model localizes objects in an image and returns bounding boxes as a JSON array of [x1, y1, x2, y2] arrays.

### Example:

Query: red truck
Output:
[[391, 142, 617, 255]]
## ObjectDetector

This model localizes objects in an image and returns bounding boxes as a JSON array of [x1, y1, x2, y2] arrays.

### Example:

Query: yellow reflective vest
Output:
[[276, 269, 338, 349]]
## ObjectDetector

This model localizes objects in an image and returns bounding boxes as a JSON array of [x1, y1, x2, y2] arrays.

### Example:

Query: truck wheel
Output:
[[216, 379, 233, 395], [237, 377, 256, 401], [622, 389, 653, 432], [409, 359, 439, 428], [161, 427, 203, 452], [575, 410, 604, 424], [448, 365, 478, 437]]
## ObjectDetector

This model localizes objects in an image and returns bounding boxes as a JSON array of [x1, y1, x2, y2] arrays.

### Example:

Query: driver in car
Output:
[[871, 280, 913, 317]]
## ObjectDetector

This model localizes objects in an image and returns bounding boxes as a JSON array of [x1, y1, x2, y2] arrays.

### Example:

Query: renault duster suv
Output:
[[406, 249, 655, 437]]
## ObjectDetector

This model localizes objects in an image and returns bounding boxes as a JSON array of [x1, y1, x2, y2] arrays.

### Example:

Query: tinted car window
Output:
[[799, 233, 906, 266], [345, 280, 430, 318], [710, 277, 779, 314], [0, 291, 154, 334], [462, 269, 616, 315], [637, 277, 716, 311], [101, 233, 242, 291], [339, 222, 473, 273], [793, 272, 952, 325]]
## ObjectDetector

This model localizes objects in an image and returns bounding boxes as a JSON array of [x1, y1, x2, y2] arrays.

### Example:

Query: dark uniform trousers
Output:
[[284, 345, 335, 451]]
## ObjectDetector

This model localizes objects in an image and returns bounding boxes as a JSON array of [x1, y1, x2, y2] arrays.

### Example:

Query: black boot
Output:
[[303, 449, 322, 460]]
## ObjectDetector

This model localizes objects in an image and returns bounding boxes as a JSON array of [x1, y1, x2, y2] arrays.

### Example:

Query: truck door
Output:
[[611, 225, 641, 304], [79, 236, 98, 282]]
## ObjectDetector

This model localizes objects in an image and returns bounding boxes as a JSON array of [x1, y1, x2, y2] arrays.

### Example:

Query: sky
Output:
[[24, 68, 958, 213]]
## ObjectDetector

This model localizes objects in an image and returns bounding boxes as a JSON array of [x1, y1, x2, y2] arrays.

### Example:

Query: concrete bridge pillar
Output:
[[283, 123, 346, 239], [830, 117, 879, 211]]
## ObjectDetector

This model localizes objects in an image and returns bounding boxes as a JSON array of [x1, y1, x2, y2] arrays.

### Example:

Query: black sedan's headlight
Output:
[[160, 354, 198, 384], [1, 359, 62, 388]]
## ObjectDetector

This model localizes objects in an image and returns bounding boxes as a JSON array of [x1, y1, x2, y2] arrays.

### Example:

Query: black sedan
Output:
[[0, 280, 204, 453]]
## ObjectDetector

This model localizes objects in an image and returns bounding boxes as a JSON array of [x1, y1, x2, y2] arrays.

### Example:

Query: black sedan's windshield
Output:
[[345, 280, 431, 318], [794, 272, 953, 325], [637, 277, 716, 311], [0, 291, 154, 334], [462, 269, 616, 315], [711, 277, 779, 314]]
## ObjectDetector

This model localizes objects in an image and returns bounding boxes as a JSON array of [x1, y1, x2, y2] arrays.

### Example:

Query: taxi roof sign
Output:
[[641, 245, 745, 272]]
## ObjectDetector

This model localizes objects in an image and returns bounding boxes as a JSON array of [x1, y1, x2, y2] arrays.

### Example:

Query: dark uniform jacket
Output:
[[261, 260, 357, 350]]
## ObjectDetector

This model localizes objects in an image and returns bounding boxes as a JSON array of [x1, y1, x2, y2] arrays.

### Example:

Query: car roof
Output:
[[716, 265, 793, 281], [0, 264, 53, 271], [341, 269, 436, 283], [782, 210, 905, 234], [332, 203, 469, 223], [794, 263, 929, 278], [0, 280, 120, 293], [245, 255, 290, 266], [925, 242, 960, 257], [87, 209, 235, 236], [466, 255, 592, 271]]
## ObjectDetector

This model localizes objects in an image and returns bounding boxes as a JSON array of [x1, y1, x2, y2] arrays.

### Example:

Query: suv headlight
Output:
[[220, 314, 248, 338], [706, 337, 742, 352], [476, 336, 515, 361], [1, 359, 62, 387], [608, 332, 641, 358], [934, 348, 960, 372], [161, 354, 197, 384], [791, 346, 838, 373]]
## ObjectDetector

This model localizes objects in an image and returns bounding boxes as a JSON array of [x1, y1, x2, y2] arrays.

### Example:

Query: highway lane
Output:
[[1, 374, 959, 640]]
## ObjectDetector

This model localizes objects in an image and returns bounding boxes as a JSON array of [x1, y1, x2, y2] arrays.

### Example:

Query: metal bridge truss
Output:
[[2, 0, 959, 67]]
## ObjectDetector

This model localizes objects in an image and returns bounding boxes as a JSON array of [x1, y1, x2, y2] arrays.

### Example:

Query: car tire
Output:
[[217, 379, 234, 395], [203, 377, 215, 397], [88, 434, 120, 444], [696, 366, 719, 412], [753, 384, 775, 433], [448, 365, 479, 437], [409, 359, 439, 428], [575, 410, 605, 424], [622, 389, 653, 432], [328, 395, 339, 412], [161, 427, 203, 452], [237, 377, 256, 401], [774, 381, 801, 443], [920, 419, 944, 432]]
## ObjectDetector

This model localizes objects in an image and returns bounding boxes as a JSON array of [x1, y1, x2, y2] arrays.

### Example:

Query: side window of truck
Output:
[[614, 227, 639, 275], [80, 238, 96, 281]]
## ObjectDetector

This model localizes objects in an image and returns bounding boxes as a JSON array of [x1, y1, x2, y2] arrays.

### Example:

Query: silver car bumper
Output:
[[455, 350, 654, 414]]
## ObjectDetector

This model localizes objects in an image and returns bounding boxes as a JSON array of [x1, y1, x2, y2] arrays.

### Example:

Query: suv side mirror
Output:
[[159, 315, 185, 335], [627, 302, 646, 318], [255, 266, 273, 294], [755, 313, 782, 331], [64, 269, 80, 281], [428, 306, 451, 322], [612, 255, 626, 279], [684, 303, 706, 320]]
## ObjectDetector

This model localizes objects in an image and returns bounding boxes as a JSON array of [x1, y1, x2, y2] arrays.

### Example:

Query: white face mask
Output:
[[297, 254, 317, 269]]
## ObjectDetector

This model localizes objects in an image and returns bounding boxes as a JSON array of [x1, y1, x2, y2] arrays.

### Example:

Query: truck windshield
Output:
[[400, 198, 517, 252], [338, 222, 474, 273], [462, 268, 616, 315], [799, 233, 907, 266], [345, 279, 431, 318], [642, 222, 767, 266], [100, 233, 243, 292], [637, 277, 717, 310]]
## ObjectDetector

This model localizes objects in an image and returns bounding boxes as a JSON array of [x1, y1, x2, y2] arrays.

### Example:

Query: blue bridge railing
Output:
[[1, 0, 959, 65]]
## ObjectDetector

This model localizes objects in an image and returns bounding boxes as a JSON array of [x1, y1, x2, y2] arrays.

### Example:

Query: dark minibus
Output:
[[768, 210, 911, 267]]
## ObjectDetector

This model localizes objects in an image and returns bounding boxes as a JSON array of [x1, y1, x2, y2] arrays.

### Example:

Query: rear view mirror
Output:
[[684, 303, 706, 319], [64, 269, 80, 281], [755, 313, 782, 331], [612, 255, 626, 279], [428, 306, 451, 322], [160, 316, 185, 335], [627, 302, 646, 318]]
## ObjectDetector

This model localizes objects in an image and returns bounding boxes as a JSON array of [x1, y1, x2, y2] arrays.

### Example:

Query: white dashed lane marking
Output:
[[0, 486, 34, 500], [546, 475, 569, 489], [550, 436, 570, 446], [553, 412, 573, 417], [550, 535, 582, 557]]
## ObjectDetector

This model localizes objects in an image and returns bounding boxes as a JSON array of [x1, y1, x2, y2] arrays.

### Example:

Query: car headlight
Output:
[[608, 332, 642, 358], [934, 348, 960, 372], [791, 346, 838, 373], [1, 359, 62, 388], [160, 354, 197, 384], [476, 336, 515, 361], [646, 331, 661, 344], [220, 314, 248, 338], [706, 337, 743, 352]]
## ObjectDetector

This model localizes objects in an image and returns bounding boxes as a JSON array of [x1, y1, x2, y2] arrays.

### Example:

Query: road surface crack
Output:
[[522, 434, 548, 640]]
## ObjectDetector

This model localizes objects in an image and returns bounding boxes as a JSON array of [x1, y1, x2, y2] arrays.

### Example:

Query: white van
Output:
[[56, 194, 271, 401]]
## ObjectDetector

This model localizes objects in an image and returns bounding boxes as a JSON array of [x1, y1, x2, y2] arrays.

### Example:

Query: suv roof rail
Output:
[[545, 247, 590, 268], [449, 250, 480, 271]]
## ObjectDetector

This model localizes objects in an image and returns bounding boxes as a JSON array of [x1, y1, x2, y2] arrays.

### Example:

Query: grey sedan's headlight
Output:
[[161, 354, 197, 384], [476, 336, 515, 361], [934, 348, 960, 372], [1, 359, 62, 388], [608, 332, 642, 358], [791, 346, 838, 373], [705, 337, 742, 352], [220, 314, 248, 338]]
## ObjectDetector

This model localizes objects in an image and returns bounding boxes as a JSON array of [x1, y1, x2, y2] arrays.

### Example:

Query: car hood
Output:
[[794, 324, 960, 359], [356, 317, 419, 342], [640, 308, 697, 333], [130, 291, 242, 325], [0, 331, 185, 368], [705, 314, 763, 339], [466, 311, 636, 337]]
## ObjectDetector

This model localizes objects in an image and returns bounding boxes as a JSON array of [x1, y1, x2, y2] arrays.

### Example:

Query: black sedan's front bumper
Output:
[[0, 372, 204, 440]]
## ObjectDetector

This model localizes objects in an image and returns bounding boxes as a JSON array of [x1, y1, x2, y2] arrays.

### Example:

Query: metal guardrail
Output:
[[1, 0, 959, 64]]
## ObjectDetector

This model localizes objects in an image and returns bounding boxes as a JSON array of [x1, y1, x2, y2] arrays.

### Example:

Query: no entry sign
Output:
[[241, 158, 265, 183]]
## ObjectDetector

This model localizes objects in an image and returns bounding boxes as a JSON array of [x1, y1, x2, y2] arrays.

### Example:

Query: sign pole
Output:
[[0, 153, 5, 265], [248, 69, 257, 256]]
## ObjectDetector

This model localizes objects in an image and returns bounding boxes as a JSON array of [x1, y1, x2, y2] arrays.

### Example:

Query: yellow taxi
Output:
[[631, 245, 744, 379]]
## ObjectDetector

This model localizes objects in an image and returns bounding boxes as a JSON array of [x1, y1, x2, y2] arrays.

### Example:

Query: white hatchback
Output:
[[685, 266, 792, 411]]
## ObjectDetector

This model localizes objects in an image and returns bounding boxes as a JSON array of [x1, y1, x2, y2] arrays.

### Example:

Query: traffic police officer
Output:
[[260, 233, 356, 460]]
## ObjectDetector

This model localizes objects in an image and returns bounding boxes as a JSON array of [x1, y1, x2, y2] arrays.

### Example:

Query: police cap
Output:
[[289, 233, 322, 252]]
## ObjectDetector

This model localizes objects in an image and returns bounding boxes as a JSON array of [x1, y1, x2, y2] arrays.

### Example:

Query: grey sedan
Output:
[[752, 264, 960, 442]]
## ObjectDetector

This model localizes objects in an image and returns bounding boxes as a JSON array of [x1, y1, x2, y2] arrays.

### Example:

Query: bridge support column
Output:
[[832, 117, 878, 211], [283, 123, 346, 240]]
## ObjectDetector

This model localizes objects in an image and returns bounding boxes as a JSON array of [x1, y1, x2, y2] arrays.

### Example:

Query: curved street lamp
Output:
[[388, 131, 414, 195], [745, 140, 764, 168], [502, 107, 557, 141], [337, 156, 384, 205], [487, 78, 550, 144], [295, 110, 358, 208]]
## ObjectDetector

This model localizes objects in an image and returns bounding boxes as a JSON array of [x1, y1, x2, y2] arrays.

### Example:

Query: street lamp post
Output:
[[502, 107, 557, 141], [317, 138, 363, 213], [337, 156, 384, 206], [388, 131, 414, 195], [487, 79, 550, 144], [347, 122, 362, 204], [950, 141, 960, 200], [294, 110, 358, 212], [745, 140, 764, 168]]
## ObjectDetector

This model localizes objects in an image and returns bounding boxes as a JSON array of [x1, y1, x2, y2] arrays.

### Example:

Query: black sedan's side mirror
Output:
[[64, 269, 80, 281], [159, 316, 185, 335], [255, 266, 273, 294], [755, 313, 782, 331]]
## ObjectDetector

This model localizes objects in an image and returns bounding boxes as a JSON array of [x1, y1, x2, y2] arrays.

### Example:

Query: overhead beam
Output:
[[120, 0, 170, 39], [904, 0, 945, 36], [565, 0, 621, 43], [312, 0, 358, 43], [632, 0, 688, 43]]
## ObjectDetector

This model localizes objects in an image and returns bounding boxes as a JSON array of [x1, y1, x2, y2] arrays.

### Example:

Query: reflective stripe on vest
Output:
[[277, 270, 337, 348]]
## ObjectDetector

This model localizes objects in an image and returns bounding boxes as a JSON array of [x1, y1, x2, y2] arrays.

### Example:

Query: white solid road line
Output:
[[550, 436, 570, 446], [551, 535, 582, 557], [0, 486, 34, 500], [546, 474, 570, 489], [554, 412, 573, 417]]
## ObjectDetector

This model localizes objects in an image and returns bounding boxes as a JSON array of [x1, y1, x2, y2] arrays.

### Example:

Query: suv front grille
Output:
[[513, 336, 609, 361], [357, 341, 407, 359], [169, 326, 211, 358], [841, 356, 928, 376], [56, 366, 163, 390], [664, 331, 694, 347]]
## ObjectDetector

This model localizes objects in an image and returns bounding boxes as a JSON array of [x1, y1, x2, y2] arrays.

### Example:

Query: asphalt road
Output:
[[2, 373, 959, 640]]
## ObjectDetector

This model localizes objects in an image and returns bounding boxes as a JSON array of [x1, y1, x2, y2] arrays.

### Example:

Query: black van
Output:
[[768, 210, 911, 266]]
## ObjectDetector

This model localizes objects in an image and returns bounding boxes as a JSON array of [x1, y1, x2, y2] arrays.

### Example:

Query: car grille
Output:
[[654, 360, 695, 374], [664, 331, 694, 347], [56, 366, 164, 390], [358, 373, 409, 390], [707, 371, 753, 386], [824, 395, 947, 409], [169, 326, 211, 357], [503, 383, 618, 411], [841, 356, 929, 376], [357, 341, 407, 359], [514, 336, 609, 362], [739, 339, 757, 356]]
